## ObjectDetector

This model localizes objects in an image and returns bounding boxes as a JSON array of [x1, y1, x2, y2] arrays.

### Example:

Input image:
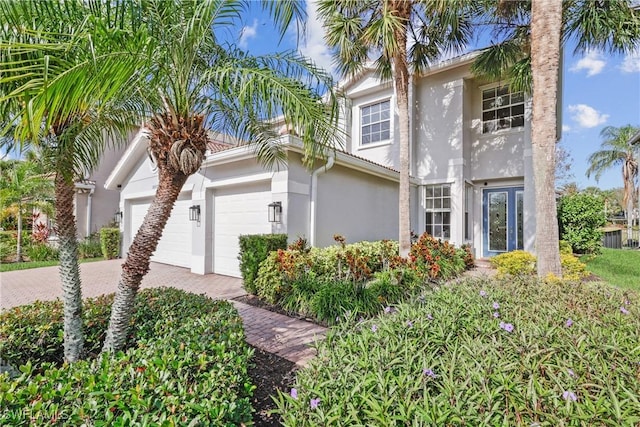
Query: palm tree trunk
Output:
[[102, 168, 188, 352], [531, 0, 562, 278], [625, 178, 634, 243], [16, 203, 22, 262], [391, 0, 412, 258], [55, 172, 84, 362]]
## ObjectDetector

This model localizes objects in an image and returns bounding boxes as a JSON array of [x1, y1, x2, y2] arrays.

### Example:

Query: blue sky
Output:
[[231, 2, 640, 191]]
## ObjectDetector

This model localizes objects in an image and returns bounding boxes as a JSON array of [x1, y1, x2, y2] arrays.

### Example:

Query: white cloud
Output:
[[562, 124, 571, 133], [239, 19, 258, 49], [570, 51, 606, 77], [299, 1, 334, 75], [568, 104, 609, 128], [620, 50, 640, 73]]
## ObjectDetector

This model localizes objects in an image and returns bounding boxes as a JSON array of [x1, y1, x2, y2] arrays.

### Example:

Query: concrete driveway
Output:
[[0, 259, 326, 365]]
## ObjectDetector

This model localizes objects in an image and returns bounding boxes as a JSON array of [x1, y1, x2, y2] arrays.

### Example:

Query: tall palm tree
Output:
[[0, 0, 147, 361], [101, 0, 341, 352], [530, 0, 563, 277], [0, 159, 54, 261], [317, 0, 476, 257], [587, 125, 640, 242], [472, 0, 640, 277]]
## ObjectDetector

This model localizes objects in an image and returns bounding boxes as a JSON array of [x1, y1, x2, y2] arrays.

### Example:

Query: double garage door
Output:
[[128, 182, 272, 277]]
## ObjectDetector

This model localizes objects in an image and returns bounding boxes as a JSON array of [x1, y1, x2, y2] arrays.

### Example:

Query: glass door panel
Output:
[[488, 192, 507, 252]]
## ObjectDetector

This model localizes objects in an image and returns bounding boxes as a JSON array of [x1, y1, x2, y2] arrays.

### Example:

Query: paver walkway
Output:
[[0, 260, 326, 366]]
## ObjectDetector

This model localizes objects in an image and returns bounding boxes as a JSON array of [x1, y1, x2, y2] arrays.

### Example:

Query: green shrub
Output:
[[408, 233, 466, 280], [99, 227, 120, 259], [238, 233, 288, 294], [491, 250, 537, 277], [491, 250, 589, 282], [558, 193, 606, 254], [275, 277, 640, 425], [78, 233, 102, 259], [25, 243, 58, 261], [310, 281, 380, 325], [0, 290, 253, 426], [0, 240, 15, 261], [0, 288, 227, 371], [559, 239, 573, 255]]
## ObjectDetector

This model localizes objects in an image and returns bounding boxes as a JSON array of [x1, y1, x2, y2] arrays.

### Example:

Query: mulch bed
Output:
[[248, 346, 298, 426]]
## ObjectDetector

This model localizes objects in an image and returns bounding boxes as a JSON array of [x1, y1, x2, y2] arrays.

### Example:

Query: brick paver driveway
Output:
[[0, 259, 326, 365]]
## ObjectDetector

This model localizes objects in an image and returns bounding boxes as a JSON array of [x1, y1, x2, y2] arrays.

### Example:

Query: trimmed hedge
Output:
[[100, 227, 120, 259], [0, 288, 253, 425], [558, 193, 606, 254], [490, 250, 589, 282], [275, 277, 640, 425], [238, 233, 288, 294]]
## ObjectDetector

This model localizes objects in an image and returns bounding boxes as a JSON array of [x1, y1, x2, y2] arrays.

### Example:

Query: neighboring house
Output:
[[106, 52, 541, 278], [74, 145, 128, 239]]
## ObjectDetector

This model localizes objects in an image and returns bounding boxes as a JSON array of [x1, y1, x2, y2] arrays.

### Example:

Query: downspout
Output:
[[309, 155, 335, 247], [86, 187, 94, 237]]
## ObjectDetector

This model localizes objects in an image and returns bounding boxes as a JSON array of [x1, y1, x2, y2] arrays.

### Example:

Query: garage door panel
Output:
[[129, 196, 192, 268], [213, 183, 272, 277]]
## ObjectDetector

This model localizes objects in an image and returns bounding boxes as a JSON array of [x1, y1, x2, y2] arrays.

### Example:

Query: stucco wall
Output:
[[314, 163, 399, 247]]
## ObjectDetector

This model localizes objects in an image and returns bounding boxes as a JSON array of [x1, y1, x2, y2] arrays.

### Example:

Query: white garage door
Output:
[[129, 195, 192, 268], [214, 182, 272, 277]]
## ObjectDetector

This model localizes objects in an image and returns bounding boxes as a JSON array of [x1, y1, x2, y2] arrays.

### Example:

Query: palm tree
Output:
[[0, 159, 54, 261], [472, 0, 640, 277], [317, 0, 476, 257], [0, 0, 147, 361], [587, 125, 640, 243], [101, 0, 341, 352]]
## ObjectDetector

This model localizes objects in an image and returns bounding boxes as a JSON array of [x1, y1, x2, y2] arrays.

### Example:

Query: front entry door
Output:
[[483, 187, 524, 257]]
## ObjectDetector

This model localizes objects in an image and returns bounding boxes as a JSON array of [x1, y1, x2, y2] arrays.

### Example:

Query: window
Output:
[[425, 184, 451, 239], [361, 100, 390, 145], [482, 85, 524, 133]]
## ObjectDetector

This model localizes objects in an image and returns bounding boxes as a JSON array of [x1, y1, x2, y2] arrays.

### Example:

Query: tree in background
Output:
[[587, 125, 640, 243], [0, 159, 54, 261], [472, 0, 640, 277], [318, 0, 477, 257]]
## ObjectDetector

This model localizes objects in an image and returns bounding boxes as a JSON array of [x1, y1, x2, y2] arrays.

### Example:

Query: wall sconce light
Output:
[[268, 201, 282, 223], [114, 211, 123, 225], [189, 205, 201, 222]]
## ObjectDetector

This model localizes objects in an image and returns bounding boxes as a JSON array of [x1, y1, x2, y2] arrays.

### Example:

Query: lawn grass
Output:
[[583, 248, 640, 291], [0, 257, 106, 273]]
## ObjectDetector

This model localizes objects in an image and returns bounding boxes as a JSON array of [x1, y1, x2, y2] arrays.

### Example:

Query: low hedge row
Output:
[[238, 233, 288, 294], [0, 288, 254, 426], [275, 277, 640, 425], [252, 234, 472, 324]]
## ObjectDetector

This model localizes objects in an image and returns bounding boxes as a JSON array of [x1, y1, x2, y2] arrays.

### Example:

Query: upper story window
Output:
[[361, 100, 390, 145], [482, 85, 524, 133], [425, 184, 451, 239]]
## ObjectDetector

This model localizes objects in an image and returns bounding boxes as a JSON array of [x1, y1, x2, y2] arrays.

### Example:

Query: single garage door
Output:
[[129, 195, 192, 268], [213, 182, 272, 277]]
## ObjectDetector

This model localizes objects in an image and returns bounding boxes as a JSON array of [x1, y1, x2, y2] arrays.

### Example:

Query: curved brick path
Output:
[[0, 260, 326, 366]]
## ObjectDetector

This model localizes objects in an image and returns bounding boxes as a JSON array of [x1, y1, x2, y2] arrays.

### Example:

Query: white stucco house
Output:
[[105, 52, 538, 278]]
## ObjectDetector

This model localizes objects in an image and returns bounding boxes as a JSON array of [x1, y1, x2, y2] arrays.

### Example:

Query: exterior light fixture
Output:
[[268, 201, 282, 223], [114, 211, 123, 225], [189, 205, 201, 222]]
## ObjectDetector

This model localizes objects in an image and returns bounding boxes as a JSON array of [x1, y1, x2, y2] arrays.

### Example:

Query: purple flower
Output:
[[499, 322, 514, 333], [384, 306, 392, 314], [290, 388, 298, 399], [371, 324, 378, 333], [562, 390, 577, 402], [406, 320, 413, 328], [492, 302, 500, 310], [493, 312, 500, 318], [565, 318, 573, 328], [427, 313, 433, 320], [567, 369, 575, 378], [358, 316, 364, 323], [624, 300, 630, 306], [310, 398, 320, 409], [479, 290, 487, 297], [620, 306, 630, 315], [423, 368, 437, 378]]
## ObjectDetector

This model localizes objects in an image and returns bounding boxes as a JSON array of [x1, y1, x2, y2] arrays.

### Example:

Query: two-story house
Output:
[[105, 52, 536, 278]]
